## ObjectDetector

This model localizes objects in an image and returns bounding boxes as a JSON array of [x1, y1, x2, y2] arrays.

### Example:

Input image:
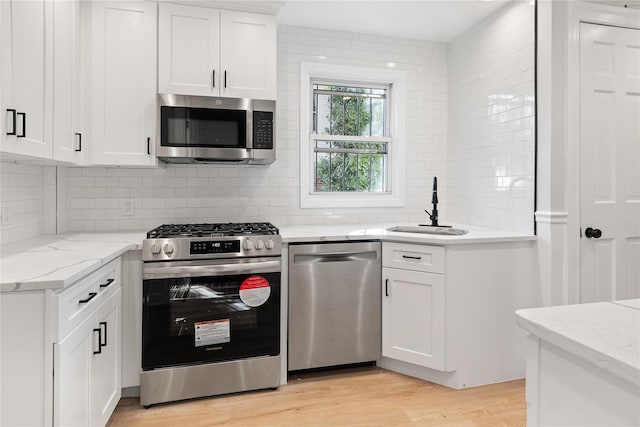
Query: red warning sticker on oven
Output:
[[239, 276, 271, 307]]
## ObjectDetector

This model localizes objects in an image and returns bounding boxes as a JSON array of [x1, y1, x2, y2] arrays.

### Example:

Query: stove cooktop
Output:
[[146, 222, 279, 239]]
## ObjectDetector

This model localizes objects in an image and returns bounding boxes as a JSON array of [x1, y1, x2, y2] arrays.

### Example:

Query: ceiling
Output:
[[179, 0, 639, 43], [186, 1, 511, 42], [276, 1, 511, 43]]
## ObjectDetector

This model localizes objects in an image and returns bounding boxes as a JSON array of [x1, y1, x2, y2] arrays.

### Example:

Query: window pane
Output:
[[370, 98, 385, 137], [313, 139, 388, 193], [315, 152, 331, 192], [313, 83, 387, 137]]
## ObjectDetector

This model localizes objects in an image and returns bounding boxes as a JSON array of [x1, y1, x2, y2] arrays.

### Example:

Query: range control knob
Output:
[[255, 239, 264, 250], [150, 242, 161, 254], [243, 239, 254, 250], [163, 243, 174, 255], [265, 239, 275, 250]]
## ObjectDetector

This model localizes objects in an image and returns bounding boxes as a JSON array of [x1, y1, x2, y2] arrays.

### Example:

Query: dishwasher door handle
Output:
[[294, 251, 378, 264]]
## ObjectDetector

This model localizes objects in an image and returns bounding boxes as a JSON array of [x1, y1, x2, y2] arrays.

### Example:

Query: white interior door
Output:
[[580, 23, 640, 303]]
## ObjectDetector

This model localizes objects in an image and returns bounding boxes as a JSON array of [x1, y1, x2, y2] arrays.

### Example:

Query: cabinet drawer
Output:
[[382, 243, 444, 274], [54, 258, 121, 342]]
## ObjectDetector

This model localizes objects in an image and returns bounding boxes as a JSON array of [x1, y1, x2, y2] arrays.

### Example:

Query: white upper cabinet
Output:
[[0, 0, 15, 154], [88, 1, 157, 166], [1, 0, 51, 159], [158, 3, 220, 96], [158, 4, 276, 100], [220, 10, 276, 100], [53, 0, 84, 163]]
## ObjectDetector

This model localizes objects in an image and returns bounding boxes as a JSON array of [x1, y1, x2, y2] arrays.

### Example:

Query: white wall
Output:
[[63, 25, 449, 232], [2, 4, 536, 236], [447, 0, 535, 234], [0, 162, 48, 243]]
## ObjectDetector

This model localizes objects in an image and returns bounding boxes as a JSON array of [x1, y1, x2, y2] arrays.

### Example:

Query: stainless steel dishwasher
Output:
[[288, 241, 381, 371]]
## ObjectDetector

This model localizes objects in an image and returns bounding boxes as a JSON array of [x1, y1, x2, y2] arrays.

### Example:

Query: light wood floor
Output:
[[107, 367, 526, 427]]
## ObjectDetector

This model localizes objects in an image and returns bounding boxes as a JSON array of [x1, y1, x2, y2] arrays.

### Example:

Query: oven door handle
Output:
[[143, 259, 281, 279]]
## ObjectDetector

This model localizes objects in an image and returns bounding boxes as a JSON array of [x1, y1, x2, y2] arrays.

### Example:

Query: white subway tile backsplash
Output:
[[447, 1, 535, 234]]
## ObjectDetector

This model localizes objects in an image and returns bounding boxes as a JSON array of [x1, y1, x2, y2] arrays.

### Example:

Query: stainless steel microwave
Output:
[[157, 94, 275, 165]]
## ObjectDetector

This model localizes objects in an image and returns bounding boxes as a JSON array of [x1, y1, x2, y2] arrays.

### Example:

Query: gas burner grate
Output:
[[147, 222, 279, 238]]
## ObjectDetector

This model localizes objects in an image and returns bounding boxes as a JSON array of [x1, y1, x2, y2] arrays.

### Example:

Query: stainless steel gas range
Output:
[[140, 223, 282, 407]]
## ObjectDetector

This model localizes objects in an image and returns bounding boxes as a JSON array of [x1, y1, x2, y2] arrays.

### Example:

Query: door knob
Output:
[[584, 227, 602, 239]]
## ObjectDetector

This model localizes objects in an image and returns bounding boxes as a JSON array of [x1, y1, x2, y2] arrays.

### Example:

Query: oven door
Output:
[[142, 258, 280, 370]]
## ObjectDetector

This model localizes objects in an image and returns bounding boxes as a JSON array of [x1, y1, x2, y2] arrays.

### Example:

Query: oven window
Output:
[[143, 272, 280, 370], [161, 106, 247, 148]]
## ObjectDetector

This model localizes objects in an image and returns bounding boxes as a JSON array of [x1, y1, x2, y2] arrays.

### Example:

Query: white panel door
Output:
[[91, 289, 121, 427], [53, 0, 83, 163], [580, 23, 640, 303], [220, 10, 276, 100], [158, 3, 220, 96], [54, 316, 93, 427], [0, 0, 16, 153], [90, 1, 157, 166], [5, 0, 50, 158], [382, 267, 445, 370]]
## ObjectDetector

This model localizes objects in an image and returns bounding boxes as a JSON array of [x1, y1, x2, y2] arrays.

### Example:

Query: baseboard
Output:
[[377, 357, 461, 389], [121, 386, 140, 398]]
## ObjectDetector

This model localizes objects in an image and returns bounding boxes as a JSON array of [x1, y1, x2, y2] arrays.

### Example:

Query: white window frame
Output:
[[299, 62, 406, 208]]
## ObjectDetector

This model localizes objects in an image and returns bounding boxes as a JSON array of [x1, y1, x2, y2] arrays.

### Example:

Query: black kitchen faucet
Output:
[[424, 176, 439, 227]]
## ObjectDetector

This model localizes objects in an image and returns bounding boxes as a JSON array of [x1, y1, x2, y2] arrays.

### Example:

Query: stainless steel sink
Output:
[[386, 225, 468, 236]]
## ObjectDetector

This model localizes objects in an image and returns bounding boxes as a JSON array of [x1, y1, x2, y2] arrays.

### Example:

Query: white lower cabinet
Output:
[[54, 289, 121, 427], [55, 316, 92, 427], [0, 258, 122, 427], [90, 290, 121, 427], [382, 267, 445, 370], [380, 240, 534, 389]]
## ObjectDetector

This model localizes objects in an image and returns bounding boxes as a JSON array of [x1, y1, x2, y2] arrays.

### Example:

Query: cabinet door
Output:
[[89, 1, 156, 166], [382, 267, 445, 370], [91, 289, 121, 427], [54, 315, 94, 427], [158, 3, 220, 96], [220, 11, 276, 100], [2, 0, 51, 158], [0, 0, 15, 153], [53, 0, 84, 163]]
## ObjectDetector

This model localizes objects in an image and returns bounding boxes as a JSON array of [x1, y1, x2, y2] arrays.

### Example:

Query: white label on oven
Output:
[[194, 319, 230, 347], [239, 276, 271, 307]]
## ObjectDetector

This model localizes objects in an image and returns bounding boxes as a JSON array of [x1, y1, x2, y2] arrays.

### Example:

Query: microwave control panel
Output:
[[253, 111, 274, 149]]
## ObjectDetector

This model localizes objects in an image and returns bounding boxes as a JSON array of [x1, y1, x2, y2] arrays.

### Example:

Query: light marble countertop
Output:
[[516, 300, 640, 386], [279, 223, 535, 244], [0, 232, 145, 292], [0, 223, 534, 292]]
